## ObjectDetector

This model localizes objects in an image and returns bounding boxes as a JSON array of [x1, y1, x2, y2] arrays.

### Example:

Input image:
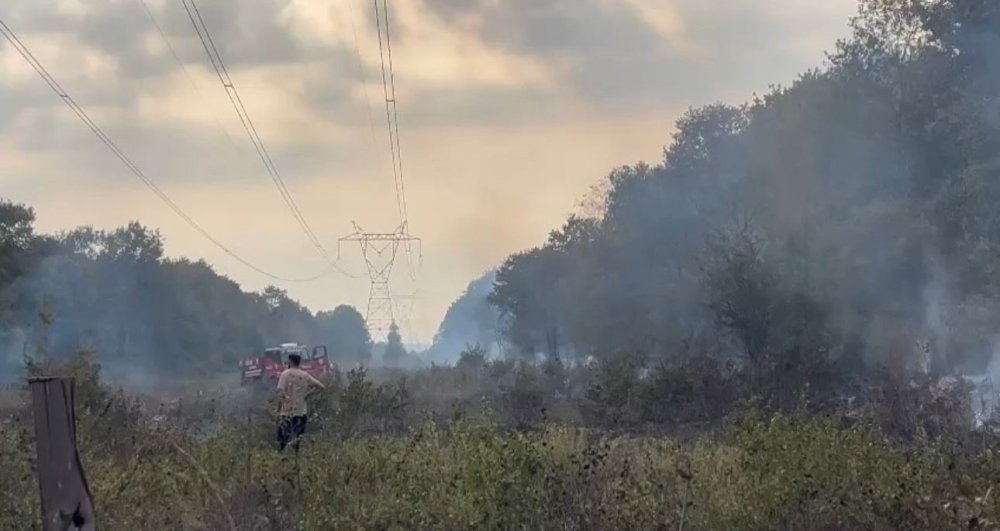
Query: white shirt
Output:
[[276, 367, 323, 417]]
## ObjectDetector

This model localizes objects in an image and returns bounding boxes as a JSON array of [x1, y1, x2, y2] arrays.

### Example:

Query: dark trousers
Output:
[[277, 415, 308, 452]]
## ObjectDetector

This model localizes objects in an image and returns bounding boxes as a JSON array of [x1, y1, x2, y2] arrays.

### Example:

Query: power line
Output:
[[134, 0, 244, 155], [182, 0, 312, 244], [0, 18, 334, 283], [380, 0, 409, 227], [345, 0, 398, 225], [181, 0, 359, 278], [373, 0, 406, 228], [373, 0, 418, 279], [339, 0, 424, 337], [345, 0, 384, 163], [382, 0, 418, 280], [135, 0, 361, 280]]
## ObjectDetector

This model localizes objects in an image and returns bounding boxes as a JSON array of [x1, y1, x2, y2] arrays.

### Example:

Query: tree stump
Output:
[[30, 377, 97, 531]]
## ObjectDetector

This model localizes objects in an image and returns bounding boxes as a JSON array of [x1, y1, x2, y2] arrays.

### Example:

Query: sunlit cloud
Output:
[[0, 0, 857, 342]]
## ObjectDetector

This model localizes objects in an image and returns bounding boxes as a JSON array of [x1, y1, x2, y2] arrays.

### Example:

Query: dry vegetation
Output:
[[3, 351, 1000, 530], [3, 1, 1000, 529]]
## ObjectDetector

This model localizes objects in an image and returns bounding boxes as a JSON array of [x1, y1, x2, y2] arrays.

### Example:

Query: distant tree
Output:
[[103, 222, 163, 263], [699, 217, 776, 364], [0, 200, 38, 288], [490, 247, 567, 360], [382, 323, 406, 365], [456, 344, 488, 371], [0, 209, 349, 377], [316, 305, 372, 363], [0, 200, 39, 377], [430, 271, 500, 363], [261, 286, 289, 311], [663, 103, 749, 180]]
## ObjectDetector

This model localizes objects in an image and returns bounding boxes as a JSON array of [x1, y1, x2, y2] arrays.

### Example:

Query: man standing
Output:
[[276, 352, 325, 453]]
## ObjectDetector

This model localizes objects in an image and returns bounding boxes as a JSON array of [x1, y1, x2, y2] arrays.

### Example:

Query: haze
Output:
[[0, 0, 856, 342]]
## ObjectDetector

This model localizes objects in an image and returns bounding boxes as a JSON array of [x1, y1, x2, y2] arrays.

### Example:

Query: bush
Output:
[[4, 350, 999, 529]]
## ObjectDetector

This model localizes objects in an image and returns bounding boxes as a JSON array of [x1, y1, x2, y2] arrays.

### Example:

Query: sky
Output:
[[0, 0, 857, 344]]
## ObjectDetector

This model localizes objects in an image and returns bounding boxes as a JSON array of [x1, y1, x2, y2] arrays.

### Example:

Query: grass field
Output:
[[4, 409, 999, 530], [3, 354, 1000, 530], [0, 384, 21, 419]]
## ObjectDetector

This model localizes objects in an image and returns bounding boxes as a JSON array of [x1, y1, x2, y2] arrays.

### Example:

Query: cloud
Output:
[[421, 0, 855, 105], [0, 0, 858, 340], [2, 0, 855, 134]]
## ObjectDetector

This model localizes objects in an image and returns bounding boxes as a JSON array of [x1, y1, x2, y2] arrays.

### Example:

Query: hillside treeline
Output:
[[490, 0, 1000, 383], [0, 203, 371, 382], [427, 270, 500, 363]]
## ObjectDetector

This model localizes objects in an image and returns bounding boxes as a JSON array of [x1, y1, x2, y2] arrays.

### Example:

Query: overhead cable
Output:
[[181, 0, 360, 278], [0, 18, 335, 283], [135, 0, 245, 154], [373, 0, 418, 278]]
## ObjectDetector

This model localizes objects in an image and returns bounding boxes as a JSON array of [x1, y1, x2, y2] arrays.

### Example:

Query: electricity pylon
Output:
[[392, 289, 421, 344], [339, 221, 421, 341]]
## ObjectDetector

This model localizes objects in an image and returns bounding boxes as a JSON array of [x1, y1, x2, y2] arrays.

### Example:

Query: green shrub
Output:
[[4, 351, 1000, 529]]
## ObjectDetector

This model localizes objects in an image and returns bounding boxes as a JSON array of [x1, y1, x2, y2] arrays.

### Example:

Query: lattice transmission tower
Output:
[[392, 289, 421, 343], [339, 222, 421, 341], [338, 0, 423, 341]]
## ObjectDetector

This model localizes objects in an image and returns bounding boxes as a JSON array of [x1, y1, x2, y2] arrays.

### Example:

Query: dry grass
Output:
[[0, 384, 22, 419], [4, 408, 999, 530], [3, 353, 999, 530]]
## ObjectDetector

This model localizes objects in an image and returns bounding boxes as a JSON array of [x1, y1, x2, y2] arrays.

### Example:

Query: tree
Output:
[[103, 222, 163, 263], [316, 305, 372, 363], [0, 200, 38, 377], [261, 286, 289, 311], [663, 103, 749, 180], [484, 0, 1000, 378], [0, 199, 38, 288], [382, 323, 406, 366], [0, 201, 361, 379], [700, 218, 776, 364], [490, 246, 568, 360], [429, 271, 500, 364]]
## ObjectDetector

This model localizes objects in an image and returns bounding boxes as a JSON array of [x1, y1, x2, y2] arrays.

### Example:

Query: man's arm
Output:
[[275, 371, 290, 412], [307, 372, 326, 391]]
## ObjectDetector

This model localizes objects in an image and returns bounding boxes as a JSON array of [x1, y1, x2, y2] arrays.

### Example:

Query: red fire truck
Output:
[[239, 343, 335, 385]]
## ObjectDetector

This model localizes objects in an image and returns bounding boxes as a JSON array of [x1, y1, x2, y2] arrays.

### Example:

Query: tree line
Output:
[[0, 203, 372, 383], [487, 0, 1000, 384]]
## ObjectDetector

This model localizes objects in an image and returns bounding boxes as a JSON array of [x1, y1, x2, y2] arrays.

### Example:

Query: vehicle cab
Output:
[[239, 343, 334, 385]]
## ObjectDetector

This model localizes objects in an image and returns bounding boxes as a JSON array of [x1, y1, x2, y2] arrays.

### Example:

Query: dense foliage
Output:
[[427, 270, 501, 364], [0, 203, 371, 382], [490, 0, 1000, 385], [382, 322, 407, 366]]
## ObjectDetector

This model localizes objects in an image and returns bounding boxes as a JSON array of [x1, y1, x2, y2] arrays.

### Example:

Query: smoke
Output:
[[0, 248, 165, 389], [477, 1, 1000, 384], [968, 374, 997, 427], [425, 270, 502, 365], [0, 327, 27, 383], [966, 336, 1000, 427], [921, 257, 949, 375]]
